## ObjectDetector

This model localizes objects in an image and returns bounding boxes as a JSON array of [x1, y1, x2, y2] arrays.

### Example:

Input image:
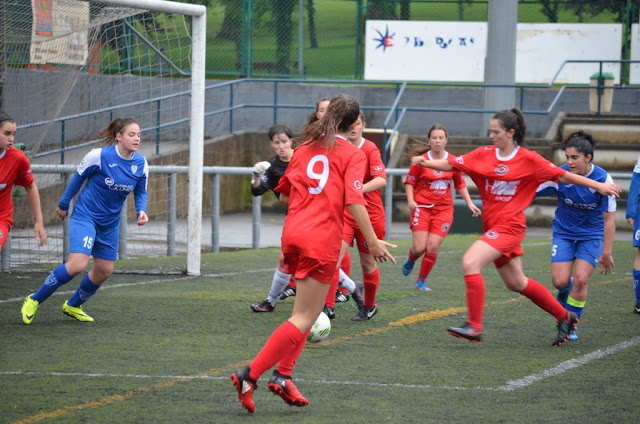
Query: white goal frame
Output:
[[99, 0, 207, 276]]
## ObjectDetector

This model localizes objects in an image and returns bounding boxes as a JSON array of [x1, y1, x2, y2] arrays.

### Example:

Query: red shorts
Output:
[[342, 218, 386, 254], [409, 204, 453, 237], [282, 253, 337, 284], [0, 219, 11, 250], [479, 225, 525, 268]]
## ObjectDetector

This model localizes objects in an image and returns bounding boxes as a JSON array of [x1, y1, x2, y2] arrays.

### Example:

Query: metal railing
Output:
[[380, 59, 640, 162], [23, 58, 640, 165]]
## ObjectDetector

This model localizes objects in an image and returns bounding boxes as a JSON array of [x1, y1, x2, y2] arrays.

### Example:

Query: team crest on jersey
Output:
[[433, 170, 443, 177], [354, 180, 363, 190], [131, 165, 138, 174], [105, 177, 114, 187], [441, 223, 450, 233], [564, 198, 574, 206], [484, 230, 498, 239], [495, 165, 508, 175]]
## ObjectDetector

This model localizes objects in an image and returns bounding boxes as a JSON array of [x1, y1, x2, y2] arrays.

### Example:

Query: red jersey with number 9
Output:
[[0, 147, 34, 225], [276, 135, 367, 262], [448, 145, 566, 235]]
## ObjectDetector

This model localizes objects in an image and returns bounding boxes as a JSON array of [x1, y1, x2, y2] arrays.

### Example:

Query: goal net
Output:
[[1, 0, 206, 275]]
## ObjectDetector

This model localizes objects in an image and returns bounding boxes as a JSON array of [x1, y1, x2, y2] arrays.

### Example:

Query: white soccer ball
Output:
[[307, 312, 331, 343]]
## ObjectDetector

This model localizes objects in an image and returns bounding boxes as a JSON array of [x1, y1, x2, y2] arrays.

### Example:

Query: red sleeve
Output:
[[452, 170, 466, 190], [404, 163, 421, 186], [367, 144, 386, 179], [447, 151, 475, 176], [531, 151, 567, 183], [344, 148, 367, 206], [15, 152, 34, 187]]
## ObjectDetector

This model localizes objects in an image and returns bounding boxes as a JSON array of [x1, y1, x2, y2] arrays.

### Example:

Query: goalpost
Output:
[[2, 0, 206, 275]]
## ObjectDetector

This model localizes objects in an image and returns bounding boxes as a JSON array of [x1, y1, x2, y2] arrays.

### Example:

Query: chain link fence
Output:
[[200, 0, 638, 81]]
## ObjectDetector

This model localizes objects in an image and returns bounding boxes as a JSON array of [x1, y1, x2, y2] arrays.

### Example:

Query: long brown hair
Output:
[[96, 117, 139, 146], [298, 94, 360, 149], [405, 124, 448, 158], [492, 108, 527, 147]]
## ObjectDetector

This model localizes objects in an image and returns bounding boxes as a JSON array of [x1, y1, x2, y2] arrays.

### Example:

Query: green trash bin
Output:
[[12, 143, 28, 198], [589, 71, 614, 113], [450, 199, 483, 234]]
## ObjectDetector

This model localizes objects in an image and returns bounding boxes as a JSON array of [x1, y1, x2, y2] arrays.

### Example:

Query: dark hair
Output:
[[0, 111, 15, 127], [305, 98, 330, 126], [562, 130, 596, 160], [268, 124, 293, 141], [298, 94, 360, 149], [96, 117, 139, 146], [405, 123, 448, 158], [492, 108, 527, 147], [359, 110, 366, 124]]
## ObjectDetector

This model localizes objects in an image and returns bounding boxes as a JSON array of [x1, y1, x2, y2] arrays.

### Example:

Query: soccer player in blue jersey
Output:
[[626, 154, 640, 314], [20, 117, 149, 324], [537, 131, 616, 340]]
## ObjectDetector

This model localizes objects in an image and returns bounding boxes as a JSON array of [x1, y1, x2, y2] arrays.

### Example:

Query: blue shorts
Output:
[[69, 216, 119, 261], [551, 237, 602, 268], [634, 216, 640, 248]]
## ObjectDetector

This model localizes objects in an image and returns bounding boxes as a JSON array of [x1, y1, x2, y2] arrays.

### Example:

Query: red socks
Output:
[[249, 321, 304, 381], [521, 278, 567, 321], [363, 267, 379, 308], [418, 251, 438, 279], [464, 273, 485, 330]]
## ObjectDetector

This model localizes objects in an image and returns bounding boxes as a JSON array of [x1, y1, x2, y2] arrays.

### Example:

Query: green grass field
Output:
[[1, 235, 638, 423]]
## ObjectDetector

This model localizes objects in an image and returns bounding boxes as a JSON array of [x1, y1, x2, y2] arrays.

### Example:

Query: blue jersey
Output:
[[626, 154, 640, 221], [537, 163, 616, 240], [59, 145, 149, 227]]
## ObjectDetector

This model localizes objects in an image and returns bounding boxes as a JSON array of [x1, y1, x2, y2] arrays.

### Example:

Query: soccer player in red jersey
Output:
[[329, 110, 387, 321], [402, 124, 481, 292], [231, 94, 396, 413], [0, 111, 47, 252], [411, 108, 619, 346]]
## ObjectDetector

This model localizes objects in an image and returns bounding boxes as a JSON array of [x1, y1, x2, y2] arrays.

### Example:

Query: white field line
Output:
[[3, 335, 638, 393], [0, 268, 274, 304]]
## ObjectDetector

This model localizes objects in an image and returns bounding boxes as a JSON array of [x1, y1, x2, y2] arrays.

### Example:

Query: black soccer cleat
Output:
[[323, 305, 335, 320], [351, 305, 377, 321], [335, 290, 350, 303], [553, 311, 579, 347], [267, 370, 309, 407], [250, 299, 275, 313], [634, 302, 640, 314], [279, 285, 296, 300], [447, 322, 483, 343]]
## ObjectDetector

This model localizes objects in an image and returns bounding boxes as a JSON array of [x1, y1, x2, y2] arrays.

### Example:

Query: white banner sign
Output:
[[30, 0, 90, 66], [365, 21, 622, 84]]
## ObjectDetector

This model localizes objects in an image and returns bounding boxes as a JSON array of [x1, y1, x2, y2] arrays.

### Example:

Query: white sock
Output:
[[338, 268, 356, 293], [267, 268, 291, 306]]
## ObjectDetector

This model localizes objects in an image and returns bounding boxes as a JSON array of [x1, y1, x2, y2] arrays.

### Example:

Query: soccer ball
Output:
[[307, 312, 331, 343]]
